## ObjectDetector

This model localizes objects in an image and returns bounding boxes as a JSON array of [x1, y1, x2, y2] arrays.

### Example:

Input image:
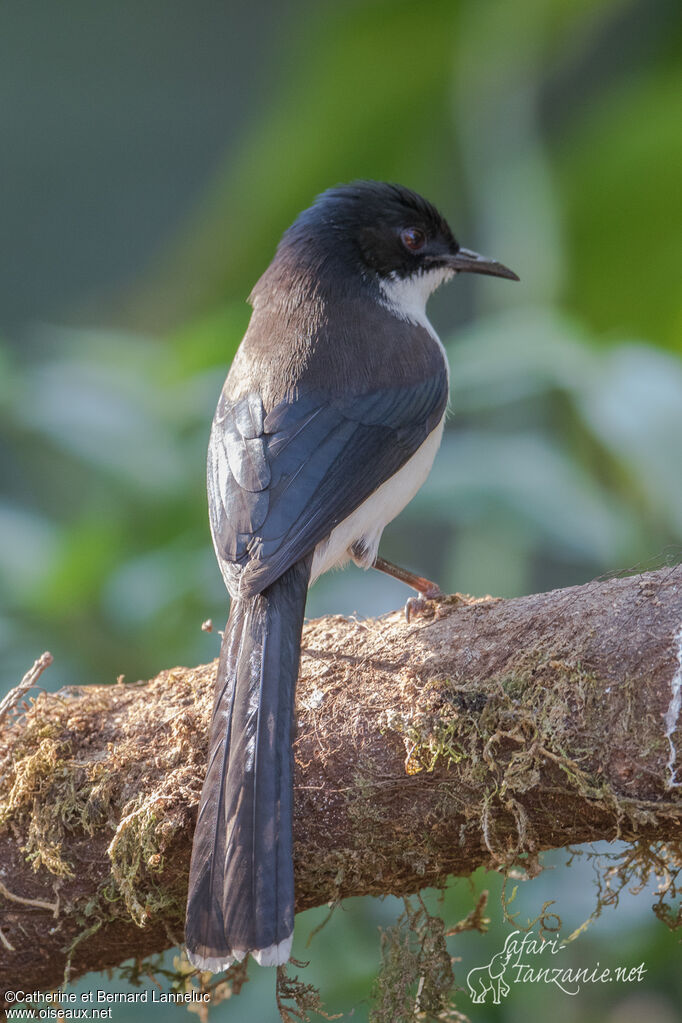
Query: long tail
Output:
[[185, 555, 312, 971]]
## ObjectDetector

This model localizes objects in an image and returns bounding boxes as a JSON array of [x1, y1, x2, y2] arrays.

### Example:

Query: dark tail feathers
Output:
[[185, 555, 311, 970]]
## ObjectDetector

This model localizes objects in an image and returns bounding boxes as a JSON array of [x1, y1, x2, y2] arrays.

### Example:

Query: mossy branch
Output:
[[1, 567, 682, 1001]]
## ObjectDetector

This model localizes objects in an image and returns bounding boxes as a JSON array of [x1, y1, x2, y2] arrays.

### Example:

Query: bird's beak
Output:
[[446, 247, 519, 281]]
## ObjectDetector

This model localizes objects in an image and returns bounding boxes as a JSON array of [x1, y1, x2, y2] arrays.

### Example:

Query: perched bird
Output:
[[185, 181, 518, 972]]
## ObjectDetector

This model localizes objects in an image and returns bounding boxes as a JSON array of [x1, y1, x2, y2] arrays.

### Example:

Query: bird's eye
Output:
[[400, 227, 427, 252]]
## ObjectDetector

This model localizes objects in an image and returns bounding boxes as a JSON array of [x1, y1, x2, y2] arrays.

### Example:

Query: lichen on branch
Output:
[[1, 567, 682, 1005]]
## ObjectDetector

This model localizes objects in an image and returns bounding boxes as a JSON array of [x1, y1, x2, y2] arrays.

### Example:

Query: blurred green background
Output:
[[1, 0, 681, 1019]]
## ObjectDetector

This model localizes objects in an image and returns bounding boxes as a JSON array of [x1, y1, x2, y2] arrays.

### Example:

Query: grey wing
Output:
[[208, 376, 447, 597]]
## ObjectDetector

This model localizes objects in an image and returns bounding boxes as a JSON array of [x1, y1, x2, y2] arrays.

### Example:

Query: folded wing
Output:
[[208, 376, 448, 597]]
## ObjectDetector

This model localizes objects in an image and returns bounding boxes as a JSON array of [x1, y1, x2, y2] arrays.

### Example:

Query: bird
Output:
[[185, 180, 518, 973]]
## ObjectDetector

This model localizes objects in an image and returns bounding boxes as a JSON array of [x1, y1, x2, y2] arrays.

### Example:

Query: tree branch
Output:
[[2, 567, 682, 1000]]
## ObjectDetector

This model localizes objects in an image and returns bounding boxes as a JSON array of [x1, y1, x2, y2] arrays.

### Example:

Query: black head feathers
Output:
[[278, 180, 460, 280]]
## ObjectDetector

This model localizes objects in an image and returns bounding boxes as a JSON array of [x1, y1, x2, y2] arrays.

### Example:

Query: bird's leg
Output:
[[371, 555, 444, 622], [372, 555, 442, 597]]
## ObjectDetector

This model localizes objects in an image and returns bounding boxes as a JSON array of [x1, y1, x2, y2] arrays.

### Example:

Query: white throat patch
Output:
[[378, 266, 454, 338]]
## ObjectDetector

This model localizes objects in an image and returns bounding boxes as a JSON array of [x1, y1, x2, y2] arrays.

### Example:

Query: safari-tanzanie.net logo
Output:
[[466, 929, 647, 1005]]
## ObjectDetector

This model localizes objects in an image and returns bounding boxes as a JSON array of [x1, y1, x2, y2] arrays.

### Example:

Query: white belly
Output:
[[310, 414, 445, 585]]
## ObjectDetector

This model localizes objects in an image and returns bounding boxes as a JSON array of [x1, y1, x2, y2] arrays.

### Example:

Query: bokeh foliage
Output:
[[1, 0, 681, 1019]]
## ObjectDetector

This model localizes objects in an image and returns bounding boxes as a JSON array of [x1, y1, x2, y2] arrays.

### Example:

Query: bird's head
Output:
[[310, 178, 515, 272], [257, 181, 518, 316]]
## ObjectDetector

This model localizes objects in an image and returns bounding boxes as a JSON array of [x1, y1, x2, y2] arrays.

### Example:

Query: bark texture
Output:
[[1, 566, 682, 1002]]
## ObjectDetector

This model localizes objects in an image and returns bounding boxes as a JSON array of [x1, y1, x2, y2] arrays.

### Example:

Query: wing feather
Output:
[[208, 376, 447, 596]]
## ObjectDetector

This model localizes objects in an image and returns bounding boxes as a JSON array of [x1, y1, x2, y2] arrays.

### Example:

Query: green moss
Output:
[[370, 897, 457, 1023], [384, 707, 468, 776], [2, 639, 680, 1018], [500, 674, 527, 699], [0, 689, 188, 959], [106, 795, 183, 926]]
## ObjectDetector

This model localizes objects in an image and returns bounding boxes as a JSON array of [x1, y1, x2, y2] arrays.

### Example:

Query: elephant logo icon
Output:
[[466, 945, 513, 1004]]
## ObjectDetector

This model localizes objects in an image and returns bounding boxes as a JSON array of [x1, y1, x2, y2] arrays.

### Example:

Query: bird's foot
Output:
[[404, 586, 445, 623]]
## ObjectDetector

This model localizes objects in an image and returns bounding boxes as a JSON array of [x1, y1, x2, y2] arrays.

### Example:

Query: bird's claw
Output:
[[404, 588, 445, 623]]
